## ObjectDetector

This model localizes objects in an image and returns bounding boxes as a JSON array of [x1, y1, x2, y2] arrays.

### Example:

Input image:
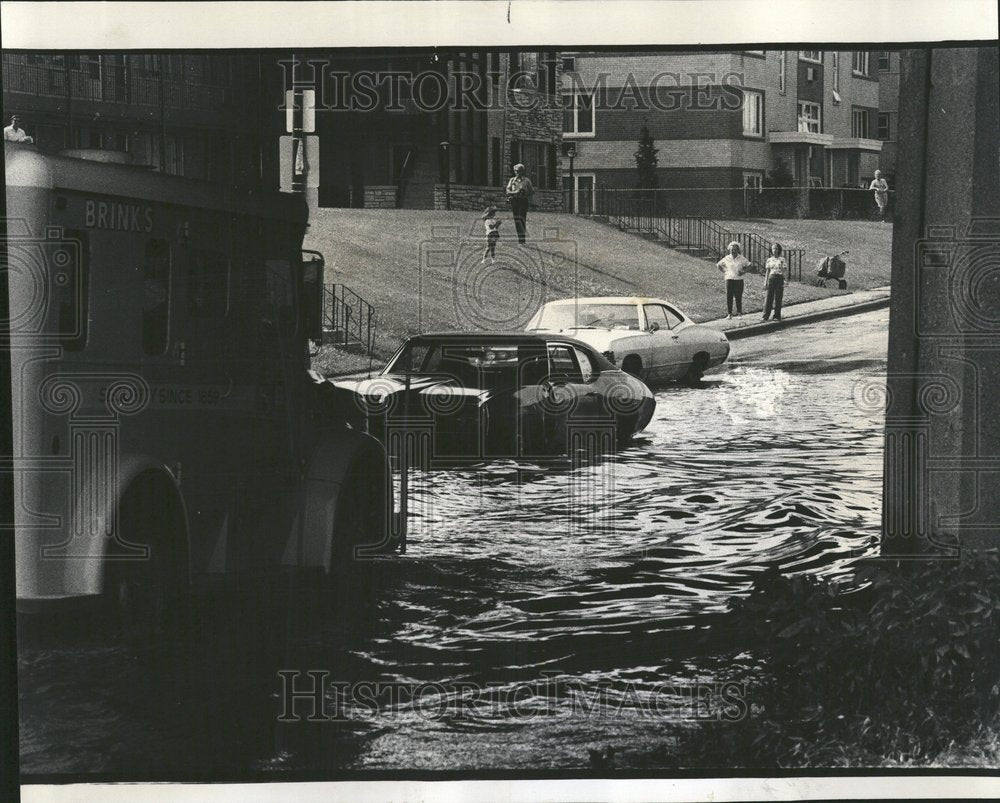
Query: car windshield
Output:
[[384, 341, 543, 388], [535, 303, 640, 330]]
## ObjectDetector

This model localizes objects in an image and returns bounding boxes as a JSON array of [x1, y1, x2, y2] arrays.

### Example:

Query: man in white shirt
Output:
[[717, 241, 751, 318], [505, 163, 534, 244], [3, 115, 34, 144]]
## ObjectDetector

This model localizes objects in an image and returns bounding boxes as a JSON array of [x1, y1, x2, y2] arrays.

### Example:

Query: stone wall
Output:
[[433, 184, 564, 212], [363, 185, 397, 209]]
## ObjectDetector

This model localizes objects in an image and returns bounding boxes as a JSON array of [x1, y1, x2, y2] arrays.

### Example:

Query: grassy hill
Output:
[[305, 209, 892, 374]]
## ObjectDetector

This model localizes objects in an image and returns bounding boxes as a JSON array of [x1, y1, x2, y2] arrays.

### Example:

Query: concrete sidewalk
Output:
[[701, 286, 892, 340]]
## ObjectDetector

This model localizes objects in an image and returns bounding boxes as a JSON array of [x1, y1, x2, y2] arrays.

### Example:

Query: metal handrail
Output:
[[593, 189, 806, 281], [323, 283, 377, 357]]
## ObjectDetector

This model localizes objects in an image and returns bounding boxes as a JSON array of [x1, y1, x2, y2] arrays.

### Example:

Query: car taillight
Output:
[[603, 350, 616, 364]]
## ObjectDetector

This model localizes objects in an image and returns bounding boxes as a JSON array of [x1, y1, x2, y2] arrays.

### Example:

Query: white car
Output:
[[526, 296, 730, 384]]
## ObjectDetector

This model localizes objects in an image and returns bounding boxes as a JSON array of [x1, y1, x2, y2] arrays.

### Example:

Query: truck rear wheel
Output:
[[329, 456, 386, 631], [103, 473, 186, 640]]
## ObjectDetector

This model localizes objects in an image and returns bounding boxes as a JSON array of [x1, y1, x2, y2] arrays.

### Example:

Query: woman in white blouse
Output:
[[762, 242, 786, 322], [716, 241, 751, 319]]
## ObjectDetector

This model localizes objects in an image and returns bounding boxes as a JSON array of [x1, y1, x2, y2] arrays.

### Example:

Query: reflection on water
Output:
[[19, 364, 884, 775]]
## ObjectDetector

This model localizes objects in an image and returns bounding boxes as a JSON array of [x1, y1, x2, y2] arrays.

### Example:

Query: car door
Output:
[[659, 304, 697, 379], [641, 303, 685, 381], [543, 343, 596, 453]]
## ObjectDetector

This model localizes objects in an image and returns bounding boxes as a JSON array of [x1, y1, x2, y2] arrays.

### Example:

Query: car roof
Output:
[[403, 331, 603, 352], [415, 331, 577, 342], [541, 296, 675, 306]]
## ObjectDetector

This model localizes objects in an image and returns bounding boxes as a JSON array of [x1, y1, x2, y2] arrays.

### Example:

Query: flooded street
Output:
[[19, 309, 889, 777]]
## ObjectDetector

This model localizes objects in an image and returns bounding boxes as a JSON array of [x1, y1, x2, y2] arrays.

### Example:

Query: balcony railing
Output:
[[2, 59, 227, 110]]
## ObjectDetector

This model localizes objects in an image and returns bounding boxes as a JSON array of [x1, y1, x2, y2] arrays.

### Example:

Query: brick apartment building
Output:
[[560, 50, 884, 213], [2, 52, 271, 187], [876, 50, 900, 182], [281, 49, 565, 211]]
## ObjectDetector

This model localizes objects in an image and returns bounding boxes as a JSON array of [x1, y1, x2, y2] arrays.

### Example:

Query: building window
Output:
[[778, 51, 786, 94], [852, 51, 870, 76], [878, 51, 891, 71], [742, 89, 763, 136], [518, 140, 554, 190], [877, 112, 891, 141], [852, 107, 871, 138], [744, 50, 765, 56], [797, 101, 821, 133], [540, 50, 558, 96], [515, 51, 538, 90], [800, 50, 822, 63], [143, 240, 171, 356], [832, 52, 840, 92], [743, 172, 764, 192], [562, 55, 576, 71], [562, 92, 595, 136]]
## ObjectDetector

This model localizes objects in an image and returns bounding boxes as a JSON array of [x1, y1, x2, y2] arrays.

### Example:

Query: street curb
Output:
[[720, 294, 891, 340]]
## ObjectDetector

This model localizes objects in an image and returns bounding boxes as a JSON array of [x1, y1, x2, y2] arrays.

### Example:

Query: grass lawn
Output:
[[306, 209, 892, 375]]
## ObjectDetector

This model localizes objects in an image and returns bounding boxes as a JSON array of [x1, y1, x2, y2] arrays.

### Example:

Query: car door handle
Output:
[[671, 335, 680, 340]]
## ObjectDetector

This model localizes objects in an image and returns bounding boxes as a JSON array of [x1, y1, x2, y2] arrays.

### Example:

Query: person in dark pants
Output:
[[762, 242, 786, 321], [717, 241, 750, 318], [505, 163, 534, 244]]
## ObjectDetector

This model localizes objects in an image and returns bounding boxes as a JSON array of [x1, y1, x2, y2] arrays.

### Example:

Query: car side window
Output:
[[661, 305, 685, 330], [643, 304, 669, 331], [573, 347, 596, 382], [548, 344, 583, 382]]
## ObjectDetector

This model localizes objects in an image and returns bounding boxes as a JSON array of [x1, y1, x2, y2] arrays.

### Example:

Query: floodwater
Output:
[[18, 310, 889, 777]]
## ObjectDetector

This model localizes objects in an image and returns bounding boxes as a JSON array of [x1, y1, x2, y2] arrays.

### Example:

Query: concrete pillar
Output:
[[795, 147, 810, 217], [882, 47, 1000, 556]]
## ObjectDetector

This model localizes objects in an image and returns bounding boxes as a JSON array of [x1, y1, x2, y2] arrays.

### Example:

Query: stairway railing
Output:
[[592, 189, 804, 281], [323, 283, 376, 357]]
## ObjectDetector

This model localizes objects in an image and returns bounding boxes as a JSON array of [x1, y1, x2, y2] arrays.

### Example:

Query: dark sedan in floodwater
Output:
[[332, 333, 656, 461]]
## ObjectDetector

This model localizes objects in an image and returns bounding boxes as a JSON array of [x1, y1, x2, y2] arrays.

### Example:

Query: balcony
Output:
[[2, 58, 228, 110], [828, 137, 883, 152]]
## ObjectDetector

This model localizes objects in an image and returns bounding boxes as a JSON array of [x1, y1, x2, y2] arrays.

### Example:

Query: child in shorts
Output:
[[482, 205, 502, 264]]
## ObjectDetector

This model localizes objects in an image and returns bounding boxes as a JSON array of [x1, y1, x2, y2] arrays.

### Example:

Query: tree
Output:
[[634, 124, 659, 189]]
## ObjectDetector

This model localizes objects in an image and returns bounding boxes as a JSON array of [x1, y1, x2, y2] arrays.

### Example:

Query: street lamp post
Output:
[[562, 141, 577, 213], [440, 140, 451, 210]]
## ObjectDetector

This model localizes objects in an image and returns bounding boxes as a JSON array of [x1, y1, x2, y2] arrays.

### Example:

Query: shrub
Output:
[[683, 550, 1000, 766]]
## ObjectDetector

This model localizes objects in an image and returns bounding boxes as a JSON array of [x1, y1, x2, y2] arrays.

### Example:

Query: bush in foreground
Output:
[[681, 550, 1000, 767]]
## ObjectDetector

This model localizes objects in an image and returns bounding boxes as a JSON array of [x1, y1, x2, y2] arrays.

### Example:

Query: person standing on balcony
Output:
[[505, 163, 534, 244], [717, 241, 750, 319], [4, 115, 34, 144], [869, 170, 889, 220], [762, 242, 786, 322]]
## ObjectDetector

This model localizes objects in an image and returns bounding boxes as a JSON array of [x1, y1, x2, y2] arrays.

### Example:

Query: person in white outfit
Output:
[[869, 170, 889, 220], [717, 241, 751, 318], [3, 115, 33, 144]]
